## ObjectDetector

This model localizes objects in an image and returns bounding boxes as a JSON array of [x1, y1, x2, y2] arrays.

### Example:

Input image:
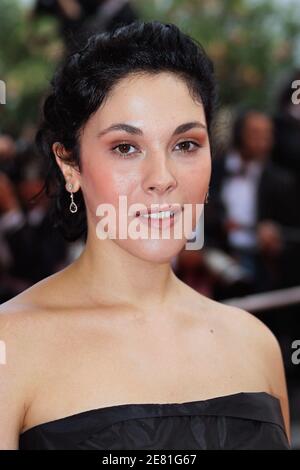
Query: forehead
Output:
[[90, 72, 206, 129]]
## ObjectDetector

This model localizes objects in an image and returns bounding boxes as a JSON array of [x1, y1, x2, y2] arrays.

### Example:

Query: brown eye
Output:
[[111, 142, 137, 158], [175, 140, 200, 153]]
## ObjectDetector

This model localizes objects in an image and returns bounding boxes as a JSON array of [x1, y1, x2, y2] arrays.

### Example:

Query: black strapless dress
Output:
[[18, 392, 290, 450]]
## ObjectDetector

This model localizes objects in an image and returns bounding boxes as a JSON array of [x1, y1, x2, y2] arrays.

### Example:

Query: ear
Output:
[[52, 142, 81, 192]]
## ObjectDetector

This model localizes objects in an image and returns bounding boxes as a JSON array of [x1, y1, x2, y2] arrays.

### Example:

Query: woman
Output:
[[0, 20, 290, 449]]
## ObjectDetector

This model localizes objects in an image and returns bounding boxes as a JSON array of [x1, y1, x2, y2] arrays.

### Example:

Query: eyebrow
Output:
[[96, 121, 207, 138]]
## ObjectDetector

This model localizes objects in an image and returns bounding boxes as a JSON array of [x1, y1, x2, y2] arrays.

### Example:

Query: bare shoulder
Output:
[[213, 299, 280, 349], [0, 284, 46, 355], [177, 279, 290, 443], [177, 281, 287, 369], [199, 295, 291, 442], [197, 293, 284, 372], [0, 269, 68, 351], [0, 276, 62, 448], [0, 298, 38, 448], [179, 280, 280, 347]]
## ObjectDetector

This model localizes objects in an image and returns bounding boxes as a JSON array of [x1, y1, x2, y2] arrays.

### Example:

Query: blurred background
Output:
[[0, 0, 299, 448]]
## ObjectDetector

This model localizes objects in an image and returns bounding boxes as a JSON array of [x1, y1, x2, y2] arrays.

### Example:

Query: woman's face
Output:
[[67, 72, 211, 263]]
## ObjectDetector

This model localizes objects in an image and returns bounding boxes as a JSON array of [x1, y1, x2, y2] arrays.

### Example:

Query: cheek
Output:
[[182, 155, 211, 202], [81, 159, 139, 214]]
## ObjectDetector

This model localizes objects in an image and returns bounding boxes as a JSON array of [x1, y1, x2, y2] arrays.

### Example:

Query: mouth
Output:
[[135, 205, 184, 229], [135, 204, 183, 218]]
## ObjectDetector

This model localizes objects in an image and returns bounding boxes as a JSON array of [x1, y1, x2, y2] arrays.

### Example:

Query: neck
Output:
[[68, 228, 180, 313]]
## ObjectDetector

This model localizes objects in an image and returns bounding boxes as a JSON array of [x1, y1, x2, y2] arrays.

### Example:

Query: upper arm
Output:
[[0, 309, 31, 449]]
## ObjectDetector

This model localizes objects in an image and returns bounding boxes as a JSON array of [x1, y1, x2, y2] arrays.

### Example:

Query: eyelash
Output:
[[111, 140, 201, 159]]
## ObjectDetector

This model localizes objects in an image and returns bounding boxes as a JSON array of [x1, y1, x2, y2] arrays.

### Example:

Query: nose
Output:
[[142, 153, 177, 195]]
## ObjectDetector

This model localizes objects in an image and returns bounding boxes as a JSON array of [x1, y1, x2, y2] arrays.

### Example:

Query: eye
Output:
[[111, 142, 138, 158], [174, 140, 201, 153], [111, 140, 201, 159]]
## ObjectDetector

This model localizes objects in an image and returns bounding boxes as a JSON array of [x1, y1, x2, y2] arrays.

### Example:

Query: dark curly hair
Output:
[[35, 20, 218, 242]]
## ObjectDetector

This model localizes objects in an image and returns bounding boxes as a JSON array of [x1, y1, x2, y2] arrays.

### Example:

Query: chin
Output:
[[115, 238, 186, 264]]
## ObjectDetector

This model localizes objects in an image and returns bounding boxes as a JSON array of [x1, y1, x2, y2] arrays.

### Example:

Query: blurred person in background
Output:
[[0, 133, 69, 302], [206, 109, 300, 296], [0, 134, 26, 301], [32, 0, 139, 52], [0, 172, 28, 302], [0, 134, 17, 176], [174, 248, 215, 298], [272, 69, 300, 189]]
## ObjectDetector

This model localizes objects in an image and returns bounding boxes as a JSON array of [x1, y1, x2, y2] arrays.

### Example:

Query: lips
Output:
[[135, 204, 183, 217]]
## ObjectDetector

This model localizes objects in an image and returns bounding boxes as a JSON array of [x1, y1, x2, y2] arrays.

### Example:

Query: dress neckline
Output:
[[20, 391, 282, 437]]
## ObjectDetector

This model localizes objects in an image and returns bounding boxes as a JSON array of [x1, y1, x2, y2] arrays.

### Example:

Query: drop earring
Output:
[[66, 181, 78, 213]]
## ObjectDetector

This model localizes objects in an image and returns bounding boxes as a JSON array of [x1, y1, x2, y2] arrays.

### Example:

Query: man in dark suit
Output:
[[205, 110, 300, 294]]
